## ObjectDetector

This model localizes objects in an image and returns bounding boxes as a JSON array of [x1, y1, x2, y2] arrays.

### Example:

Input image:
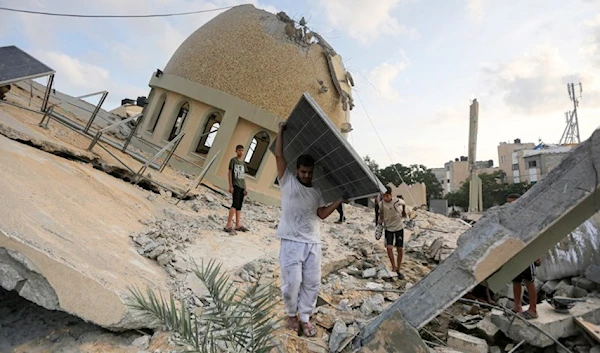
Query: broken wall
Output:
[[537, 213, 600, 281], [387, 182, 427, 207]]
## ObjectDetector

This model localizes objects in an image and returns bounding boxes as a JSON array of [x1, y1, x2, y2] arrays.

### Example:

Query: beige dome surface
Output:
[[163, 4, 352, 126]]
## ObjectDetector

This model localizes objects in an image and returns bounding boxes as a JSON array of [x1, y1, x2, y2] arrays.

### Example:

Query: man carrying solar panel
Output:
[[275, 121, 346, 337]]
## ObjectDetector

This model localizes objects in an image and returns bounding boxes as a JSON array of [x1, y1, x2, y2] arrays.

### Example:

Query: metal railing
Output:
[[133, 131, 185, 184], [175, 150, 220, 205], [38, 90, 108, 131], [87, 113, 142, 151]]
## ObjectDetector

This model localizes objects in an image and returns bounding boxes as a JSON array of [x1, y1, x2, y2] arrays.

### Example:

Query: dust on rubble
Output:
[[126, 185, 467, 353]]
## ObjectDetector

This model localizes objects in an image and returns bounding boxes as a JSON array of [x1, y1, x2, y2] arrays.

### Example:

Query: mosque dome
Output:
[[163, 4, 354, 127]]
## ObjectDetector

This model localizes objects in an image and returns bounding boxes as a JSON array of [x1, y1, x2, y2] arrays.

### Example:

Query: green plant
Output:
[[128, 259, 280, 353]]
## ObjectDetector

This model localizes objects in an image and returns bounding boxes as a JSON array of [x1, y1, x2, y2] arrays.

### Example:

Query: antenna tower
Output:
[[559, 82, 582, 145]]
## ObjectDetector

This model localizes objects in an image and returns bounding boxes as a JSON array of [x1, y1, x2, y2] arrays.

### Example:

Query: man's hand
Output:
[[535, 258, 542, 267], [229, 186, 234, 194], [278, 121, 286, 131], [243, 189, 248, 196]]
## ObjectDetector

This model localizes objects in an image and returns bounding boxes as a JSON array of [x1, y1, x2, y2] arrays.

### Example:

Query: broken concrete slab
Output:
[[587, 265, 600, 285], [0, 134, 169, 330], [491, 298, 600, 347], [542, 280, 560, 294], [573, 277, 597, 291], [475, 314, 500, 344], [359, 309, 429, 353], [361, 127, 600, 331], [447, 330, 488, 353]]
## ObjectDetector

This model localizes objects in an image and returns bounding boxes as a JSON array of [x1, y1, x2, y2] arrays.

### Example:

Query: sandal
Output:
[[299, 321, 317, 337], [223, 227, 236, 234], [519, 311, 538, 320], [235, 226, 249, 232], [286, 316, 299, 331]]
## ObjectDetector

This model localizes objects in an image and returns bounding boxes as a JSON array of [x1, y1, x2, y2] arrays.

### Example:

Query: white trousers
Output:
[[279, 239, 321, 323]]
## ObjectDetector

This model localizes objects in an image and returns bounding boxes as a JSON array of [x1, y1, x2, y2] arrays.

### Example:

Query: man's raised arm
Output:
[[275, 121, 287, 180]]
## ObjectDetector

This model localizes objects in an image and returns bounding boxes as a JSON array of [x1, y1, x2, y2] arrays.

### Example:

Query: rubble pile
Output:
[[424, 272, 600, 353], [405, 209, 470, 262]]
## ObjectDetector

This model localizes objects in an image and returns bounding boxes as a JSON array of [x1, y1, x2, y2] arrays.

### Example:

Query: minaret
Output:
[[468, 99, 483, 212]]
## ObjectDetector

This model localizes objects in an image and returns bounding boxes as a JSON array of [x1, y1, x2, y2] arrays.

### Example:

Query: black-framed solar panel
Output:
[[0, 46, 55, 86], [270, 92, 386, 203]]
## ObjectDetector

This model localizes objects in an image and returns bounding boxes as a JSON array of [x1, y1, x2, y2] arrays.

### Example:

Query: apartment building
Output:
[[441, 157, 498, 194], [497, 139, 536, 183], [498, 139, 574, 184]]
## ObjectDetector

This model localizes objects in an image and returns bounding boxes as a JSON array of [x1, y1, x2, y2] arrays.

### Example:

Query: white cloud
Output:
[[313, 0, 418, 44], [367, 53, 410, 102], [478, 46, 591, 114], [466, 0, 487, 22], [36, 51, 110, 93]]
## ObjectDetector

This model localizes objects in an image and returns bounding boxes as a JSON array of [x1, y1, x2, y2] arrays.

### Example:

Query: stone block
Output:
[[573, 286, 589, 298], [573, 277, 597, 291], [363, 268, 377, 278], [591, 346, 600, 353], [447, 330, 488, 353], [489, 346, 501, 353], [360, 309, 429, 353], [586, 265, 600, 285], [555, 284, 575, 298], [490, 299, 600, 348], [475, 315, 500, 344], [497, 298, 515, 310], [542, 280, 559, 294]]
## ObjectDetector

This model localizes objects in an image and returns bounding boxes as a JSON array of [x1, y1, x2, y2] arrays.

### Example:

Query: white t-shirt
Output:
[[277, 169, 326, 243], [379, 198, 405, 232]]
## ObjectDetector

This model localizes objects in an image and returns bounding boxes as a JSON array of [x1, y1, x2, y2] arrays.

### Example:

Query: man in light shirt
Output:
[[379, 189, 407, 279], [274, 121, 345, 337]]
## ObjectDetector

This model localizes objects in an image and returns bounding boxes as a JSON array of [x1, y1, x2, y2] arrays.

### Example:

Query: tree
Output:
[[362, 157, 443, 204], [444, 171, 534, 210]]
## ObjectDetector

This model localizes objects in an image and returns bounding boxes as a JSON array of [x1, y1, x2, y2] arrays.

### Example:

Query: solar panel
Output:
[[270, 92, 386, 203], [0, 46, 55, 86]]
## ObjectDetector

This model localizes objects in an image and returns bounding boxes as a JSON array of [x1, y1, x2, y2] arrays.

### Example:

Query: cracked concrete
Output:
[[0, 132, 170, 330], [358, 127, 600, 344]]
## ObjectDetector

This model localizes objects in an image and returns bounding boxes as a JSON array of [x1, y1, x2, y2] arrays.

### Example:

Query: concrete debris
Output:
[[329, 320, 350, 353], [573, 277, 597, 291], [475, 314, 500, 344], [447, 330, 488, 353], [359, 309, 430, 353], [491, 298, 600, 347], [368, 127, 600, 333], [131, 334, 151, 349], [360, 294, 385, 316], [587, 265, 600, 285], [454, 314, 483, 331], [363, 267, 378, 278], [536, 214, 600, 282], [542, 280, 560, 294]]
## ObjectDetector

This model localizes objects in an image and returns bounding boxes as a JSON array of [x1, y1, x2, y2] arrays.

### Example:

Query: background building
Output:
[[134, 5, 355, 205], [497, 139, 575, 184], [497, 138, 536, 183], [442, 157, 497, 194]]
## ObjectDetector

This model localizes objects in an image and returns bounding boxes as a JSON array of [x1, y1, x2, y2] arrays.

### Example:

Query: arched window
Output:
[[195, 113, 222, 154], [146, 94, 166, 133], [245, 131, 270, 177], [168, 102, 189, 141]]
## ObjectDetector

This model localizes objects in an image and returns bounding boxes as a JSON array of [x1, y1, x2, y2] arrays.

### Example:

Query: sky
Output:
[[2, 0, 600, 169]]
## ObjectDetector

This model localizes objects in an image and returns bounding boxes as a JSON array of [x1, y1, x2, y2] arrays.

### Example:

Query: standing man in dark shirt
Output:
[[507, 193, 541, 320], [224, 145, 249, 233]]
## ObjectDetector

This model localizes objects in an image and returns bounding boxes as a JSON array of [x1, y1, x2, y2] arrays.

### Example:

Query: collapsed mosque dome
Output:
[[162, 4, 354, 127]]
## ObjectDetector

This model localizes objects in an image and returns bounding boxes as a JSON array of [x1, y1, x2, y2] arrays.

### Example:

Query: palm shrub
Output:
[[128, 259, 280, 353]]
